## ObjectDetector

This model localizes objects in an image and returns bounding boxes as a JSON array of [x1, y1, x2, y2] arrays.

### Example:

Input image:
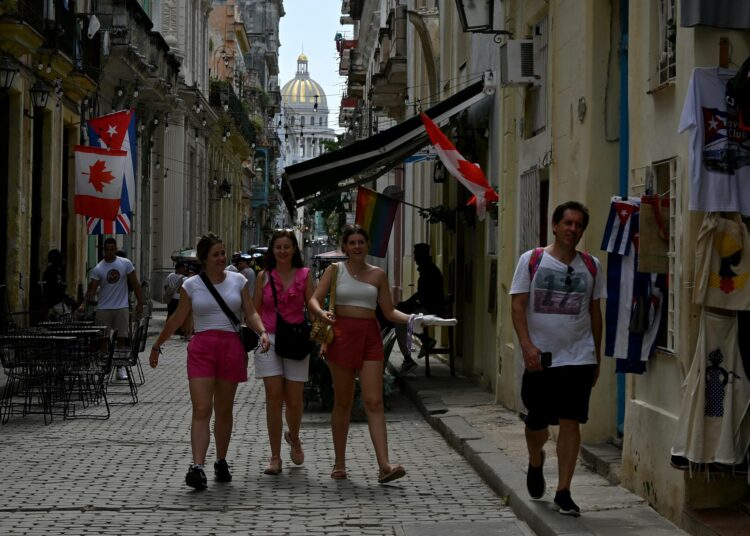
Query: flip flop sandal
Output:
[[378, 464, 406, 484]]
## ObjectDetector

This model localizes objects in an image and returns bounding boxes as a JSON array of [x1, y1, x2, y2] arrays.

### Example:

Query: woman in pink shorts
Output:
[[149, 233, 270, 490], [309, 225, 413, 484], [253, 229, 314, 475]]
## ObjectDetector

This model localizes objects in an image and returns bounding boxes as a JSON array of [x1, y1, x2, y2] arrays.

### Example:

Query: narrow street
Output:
[[0, 309, 533, 536]]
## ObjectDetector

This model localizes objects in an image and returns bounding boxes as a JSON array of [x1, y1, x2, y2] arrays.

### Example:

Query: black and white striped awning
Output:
[[281, 74, 495, 215]]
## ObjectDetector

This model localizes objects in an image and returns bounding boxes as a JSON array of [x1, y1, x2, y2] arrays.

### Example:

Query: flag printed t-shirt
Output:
[[90, 256, 135, 309], [510, 250, 606, 367], [678, 67, 750, 215]]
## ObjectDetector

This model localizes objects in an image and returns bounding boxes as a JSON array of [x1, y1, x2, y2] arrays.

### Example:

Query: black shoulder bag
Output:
[[199, 273, 259, 352], [269, 269, 312, 360]]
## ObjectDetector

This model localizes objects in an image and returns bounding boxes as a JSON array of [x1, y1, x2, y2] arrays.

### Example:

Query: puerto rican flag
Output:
[[74, 145, 128, 220], [420, 112, 499, 220], [85, 109, 137, 234]]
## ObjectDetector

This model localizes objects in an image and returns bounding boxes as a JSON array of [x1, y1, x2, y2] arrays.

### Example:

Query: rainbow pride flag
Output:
[[355, 187, 399, 257]]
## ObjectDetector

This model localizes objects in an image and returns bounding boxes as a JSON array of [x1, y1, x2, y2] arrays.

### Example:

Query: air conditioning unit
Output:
[[500, 40, 536, 86]]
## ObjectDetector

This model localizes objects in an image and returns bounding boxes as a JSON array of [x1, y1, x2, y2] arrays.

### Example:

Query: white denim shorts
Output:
[[253, 333, 310, 382]]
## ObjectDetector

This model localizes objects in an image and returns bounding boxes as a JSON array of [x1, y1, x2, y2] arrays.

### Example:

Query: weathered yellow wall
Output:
[[621, 2, 750, 525]]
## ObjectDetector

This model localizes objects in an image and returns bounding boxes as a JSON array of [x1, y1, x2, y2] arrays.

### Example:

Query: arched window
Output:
[[300, 116, 305, 127], [319, 117, 323, 126]]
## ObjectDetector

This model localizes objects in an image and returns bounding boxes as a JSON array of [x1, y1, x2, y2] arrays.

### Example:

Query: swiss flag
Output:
[[74, 145, 127, 220], [86, 108, 133, 150], [420, 112, 499, 219]]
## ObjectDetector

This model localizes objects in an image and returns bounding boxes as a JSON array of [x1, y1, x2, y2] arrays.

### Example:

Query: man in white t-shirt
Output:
[[79, 238, 144, 378], [228, 252, 256, 297], [510, 201, 606, 517]]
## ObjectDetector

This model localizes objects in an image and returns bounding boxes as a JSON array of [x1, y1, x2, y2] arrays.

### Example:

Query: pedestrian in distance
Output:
[[78, 238, 144, 380], [393, 242, 446, 374], [148, 233, 270, 490], [164, 261, 187, 320], [309, 224, 456, 484], [510, 201, 606, 516], [252, 229, 314, 475], [229, 252, 257, 297]]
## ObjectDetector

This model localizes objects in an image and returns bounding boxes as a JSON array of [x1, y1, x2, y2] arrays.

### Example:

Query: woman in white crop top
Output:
[[149, 233, 270, 490], [309, 224, 413, 484]]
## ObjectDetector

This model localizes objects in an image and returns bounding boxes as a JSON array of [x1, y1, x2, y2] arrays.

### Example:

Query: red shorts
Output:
[[325, 316, 383, 369], [187, 330, 247, 383]]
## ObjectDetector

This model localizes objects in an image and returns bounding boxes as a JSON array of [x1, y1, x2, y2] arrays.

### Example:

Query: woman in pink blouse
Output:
[[253, 229, 314, 475]]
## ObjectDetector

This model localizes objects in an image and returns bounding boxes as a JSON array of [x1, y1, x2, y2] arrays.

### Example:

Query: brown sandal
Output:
[[330, 467, 348, 480], [264, 456, 282, 475], [284, 431, 305, 465], [378, 464, 406, 484]]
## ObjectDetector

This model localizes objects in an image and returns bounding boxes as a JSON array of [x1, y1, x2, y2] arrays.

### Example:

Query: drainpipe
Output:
[[616, 0, 629, 436]]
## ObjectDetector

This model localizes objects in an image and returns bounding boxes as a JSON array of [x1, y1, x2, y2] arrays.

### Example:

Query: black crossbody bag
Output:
[[269, 269, 312, 360], [199, 273, 259, 352]]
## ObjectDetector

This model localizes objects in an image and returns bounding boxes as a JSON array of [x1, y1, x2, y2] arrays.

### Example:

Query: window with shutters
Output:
[[657, 0, 676, 85], [525, 16, 548, 139], [518, 166, 549, 253], [630, 157, 680, 353]]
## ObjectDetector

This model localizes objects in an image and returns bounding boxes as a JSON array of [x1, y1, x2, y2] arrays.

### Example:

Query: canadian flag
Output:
[[74, 145, 128, 220], [420, 112, 499, 220]]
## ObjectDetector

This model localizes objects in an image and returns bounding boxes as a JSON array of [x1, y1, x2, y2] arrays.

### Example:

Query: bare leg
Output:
[[556, 419, 581, 491], [328, 361, 356, 470], [359, 360, 392, 470], [188, 378, 215, 465], [525, 425, 549, 468], [284, 379, 306, 440], [263, 376, 285, 458], [212, 379, 238, 460]]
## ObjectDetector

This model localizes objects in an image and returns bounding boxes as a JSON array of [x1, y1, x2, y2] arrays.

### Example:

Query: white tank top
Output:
[[335, 262, 378, 310]]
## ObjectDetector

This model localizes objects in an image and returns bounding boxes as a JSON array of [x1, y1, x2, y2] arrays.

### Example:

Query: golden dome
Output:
[[297, 53, 308, 62], [281, 78, 327, 108]]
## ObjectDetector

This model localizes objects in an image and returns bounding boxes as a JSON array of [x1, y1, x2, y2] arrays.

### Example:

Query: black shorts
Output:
[[167, 298, 179, 317], [521, 364, 597, 431]]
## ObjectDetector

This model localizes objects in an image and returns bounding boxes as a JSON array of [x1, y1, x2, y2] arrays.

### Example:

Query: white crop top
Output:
[[335, 262, 378, 310]]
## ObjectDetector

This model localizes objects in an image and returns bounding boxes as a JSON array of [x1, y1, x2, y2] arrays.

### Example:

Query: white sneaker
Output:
[[116, 367, 129, 380]]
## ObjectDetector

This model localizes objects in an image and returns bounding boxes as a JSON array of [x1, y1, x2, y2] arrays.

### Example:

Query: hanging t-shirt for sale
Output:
[[678, 67, 750, 215], [510, 250, 607, 367]]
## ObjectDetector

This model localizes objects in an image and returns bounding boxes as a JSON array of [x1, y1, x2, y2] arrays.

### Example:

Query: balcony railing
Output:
[[210, 79, 257, 148]]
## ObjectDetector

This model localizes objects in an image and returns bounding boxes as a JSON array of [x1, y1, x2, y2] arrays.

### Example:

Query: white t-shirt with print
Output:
[[90, 256, 134, 310], [510, 250, 606, 367], [678, 67, 750, 215], [182, 271, 247, 333]]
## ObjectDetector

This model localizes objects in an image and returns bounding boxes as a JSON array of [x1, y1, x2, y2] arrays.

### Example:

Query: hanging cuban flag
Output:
[[74, 145, 128, 220], [355, 186, 399, 257], [420, 112, 499, 220]]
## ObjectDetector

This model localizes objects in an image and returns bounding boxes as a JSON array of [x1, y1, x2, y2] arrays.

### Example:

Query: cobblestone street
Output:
[[0, 313, 532, 536]]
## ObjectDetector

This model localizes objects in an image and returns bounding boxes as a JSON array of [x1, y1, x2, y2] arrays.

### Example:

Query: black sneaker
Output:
[[214, 459, 232, 482], [417, 338, 437, 358], [554, 488, 581, 516], [526, 450, 546, 499], [399, 359, 417, 375], [186, 464, 207, 490]]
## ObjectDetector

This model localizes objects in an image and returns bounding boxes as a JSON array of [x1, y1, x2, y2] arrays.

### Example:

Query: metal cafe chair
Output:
[[109, 318, 147, 404], [59, 328, 112, 420]]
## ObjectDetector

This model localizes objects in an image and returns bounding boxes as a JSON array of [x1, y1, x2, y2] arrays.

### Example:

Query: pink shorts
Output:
[[187, 330, 248, 383], [326, 316, 383, 370]]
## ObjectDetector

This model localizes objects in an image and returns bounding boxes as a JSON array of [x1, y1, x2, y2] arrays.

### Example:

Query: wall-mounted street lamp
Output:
[[219, 178, 232, 199], [454, 0, 511, 36], [24, 80, 50, 118], [0, 56, 19, 91]]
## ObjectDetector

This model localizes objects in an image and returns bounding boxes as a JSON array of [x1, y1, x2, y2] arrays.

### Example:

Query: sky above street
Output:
[[278, 0, 348, 131]]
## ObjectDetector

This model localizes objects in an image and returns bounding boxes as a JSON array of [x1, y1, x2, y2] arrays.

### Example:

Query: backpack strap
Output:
[[528, 247, 545, 281], [579, 251, 597, 279]]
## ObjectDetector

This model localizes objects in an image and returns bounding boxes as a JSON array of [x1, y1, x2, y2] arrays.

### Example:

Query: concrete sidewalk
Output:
[[388, 353, 688, 536]]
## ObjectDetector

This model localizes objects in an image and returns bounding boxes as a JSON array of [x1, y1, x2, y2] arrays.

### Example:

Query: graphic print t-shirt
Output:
[[679, 67, 750, 215], [90, 257, 135, 310], [510, 250, 606, 367]]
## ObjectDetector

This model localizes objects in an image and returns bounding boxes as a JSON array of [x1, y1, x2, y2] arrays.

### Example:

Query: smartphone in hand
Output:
[[540, 352, 552, 369]]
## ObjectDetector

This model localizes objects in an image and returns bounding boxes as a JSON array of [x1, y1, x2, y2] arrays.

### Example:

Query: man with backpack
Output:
[[509, 201, 606, 517]]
